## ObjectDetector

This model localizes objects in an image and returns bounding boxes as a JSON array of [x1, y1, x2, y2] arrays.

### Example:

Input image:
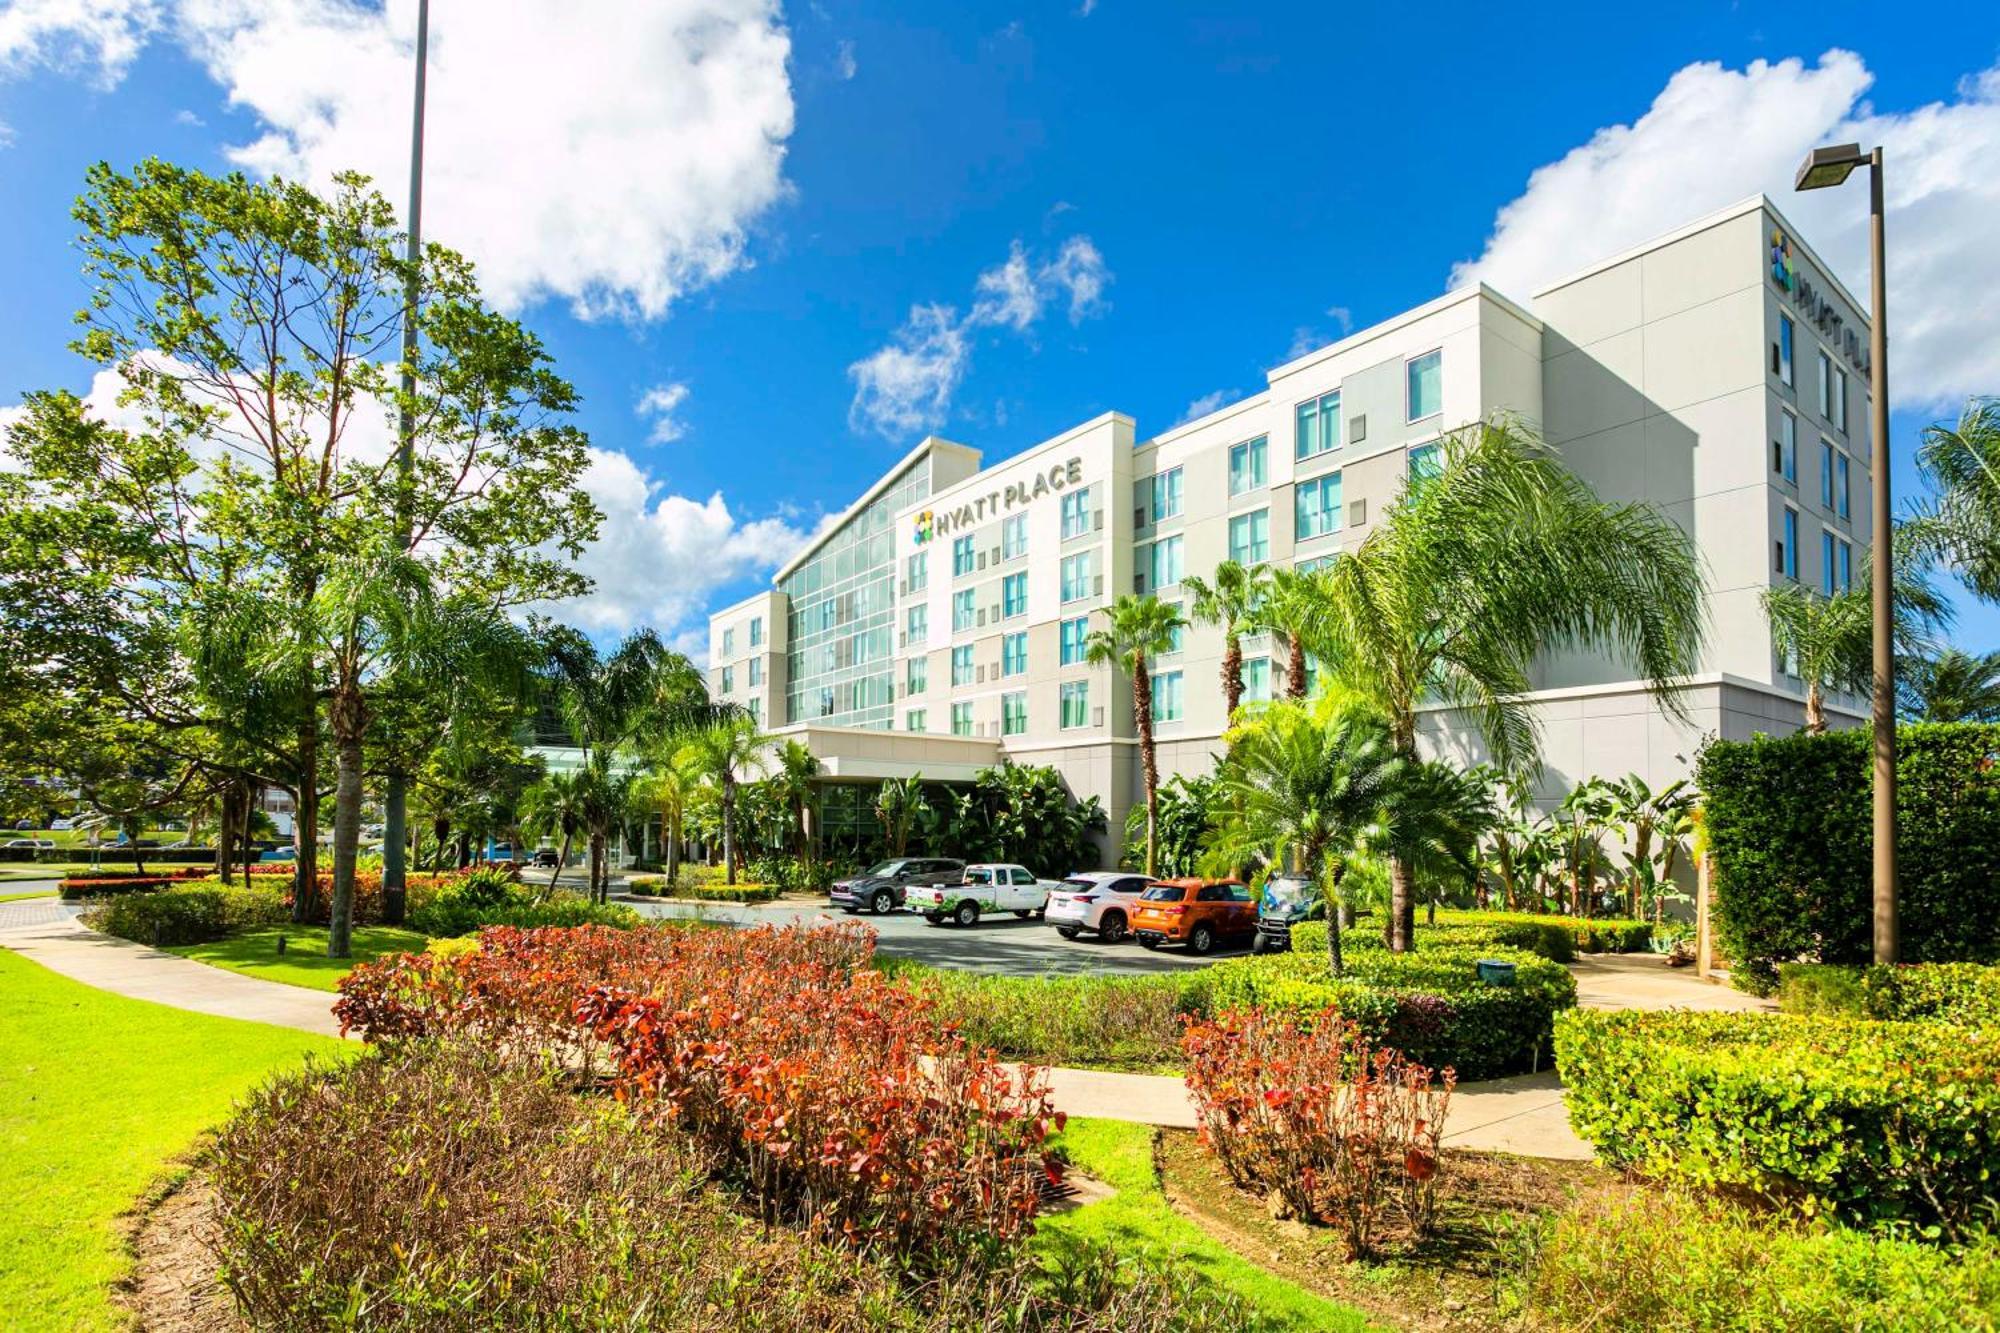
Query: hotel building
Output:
[[707, 196, 1874, 862]]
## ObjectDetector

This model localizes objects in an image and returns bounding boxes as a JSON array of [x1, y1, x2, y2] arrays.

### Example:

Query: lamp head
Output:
[[1795, 143, 1867, 192]]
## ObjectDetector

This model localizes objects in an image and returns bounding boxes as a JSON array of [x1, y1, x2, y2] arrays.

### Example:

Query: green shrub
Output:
[[82, 882, 287, 946], [1780, 961, 2000, 1026], [1555, 1009, 2000, 1234], [1518, 1185, 2000, 1331], [626, 874, 781, 903], [1199, 942, 1576, 1081], [888, 964, 1193, 1073], [1699, 723, 2000, 993], [410, 879, 640, 937], [1293, 910, 1650, 964]]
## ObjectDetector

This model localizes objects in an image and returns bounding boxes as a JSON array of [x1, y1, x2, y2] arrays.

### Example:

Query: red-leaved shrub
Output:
[[1181, 1009, 1454, 1259], [335, 921, 1059, 1267]]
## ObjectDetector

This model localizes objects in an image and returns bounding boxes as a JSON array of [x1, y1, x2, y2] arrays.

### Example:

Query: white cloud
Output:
[[1174, 389, 1234, 427], [1285, 326, 1323, 361], [562, 447, 827, 635], [1453, 50, 2000, 410], [635, 381, 691, 444], [848, 235, 1112, 438], [1326, 304, 1353, 334], [173, 106, 202, 125], [833, 37, 855, 80], [5, 0, 796, 323], [0, 0, 161, 86], [0, 120, 13, 148]]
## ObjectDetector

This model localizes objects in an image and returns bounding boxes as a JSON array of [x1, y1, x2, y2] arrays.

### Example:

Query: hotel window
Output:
[[1060, 680, 1090, 730], [748, 698, 762, 724], [906, 708, 926, 733], [722, 627, 734, 655], [1406, 350, 1442, 422], [1002, 632, 1027, 677], [1295, 472, 1343, 540], [1160, 601, 1186, 655], [1060, 552, 1092, 603], [952, 589, 975, 632], [1775, 314, 1795, 387], [1836, 452, 1851, 519], [1774, 410, 1797, 483], [1002, 571, 1027, 619], [952, 535, 976, 577], [1242, 656, 1272, 704], [1059, 616, 1089, 665], [1838, 538, 1853, 591], [1146, 467, 1184, 522], [1834, 368, 1849, 433], [906, 549, 927, 593], [1228, 509, 1270, 565], [1821, 440, 1836, 509], [906, 660, 927, 698], [1408, 441, 1443, 482], [1295, 390, 1340, 462], [1228, 436, 1268, 496], [1147, 534, 1185, 590], [1821, 531, 1838, 596], [1001, 513, 1028, 561], [1818, 350, 1834, 420], [1151, 670, 1185, 723], [1060, 487, 1092, 540], [951, 645, 974, 687], [1001, 692, 1027, 737], [748, 616, 763, 648], [748, 658, 762, 687], [720, 666, 733, 694], [906, 604, 927, 645], [1777, 507, 1799, 580], [951, 702, 974, 736]]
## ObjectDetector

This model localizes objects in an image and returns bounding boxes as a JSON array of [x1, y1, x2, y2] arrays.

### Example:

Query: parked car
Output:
[[906, 863, 1059, 927], [1044, 872, 1154, 943], [49, 819, 75, 831], [1130, 878, 1257, 955], [3, 838, 56, 850], [530, 847, 561, 868], [830, 857, 967, 915], [1252, 873, 1320, 953]]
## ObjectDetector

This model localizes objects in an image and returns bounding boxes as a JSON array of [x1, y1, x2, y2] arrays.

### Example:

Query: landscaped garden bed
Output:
[[623, 873, 782, 903]]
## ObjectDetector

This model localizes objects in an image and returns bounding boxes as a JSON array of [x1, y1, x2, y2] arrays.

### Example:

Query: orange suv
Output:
[[1130, 878, 1256, 955]]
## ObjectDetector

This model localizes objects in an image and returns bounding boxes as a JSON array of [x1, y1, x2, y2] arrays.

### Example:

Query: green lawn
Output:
[[166, 925, 430, 991], [0, 888, 56, 902], [0, 948, 346, 1330], [1043, 1118, 1377, 1331]]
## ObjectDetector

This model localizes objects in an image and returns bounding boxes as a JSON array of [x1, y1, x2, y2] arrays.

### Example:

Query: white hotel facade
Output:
[[707, 196, 1874, 860]]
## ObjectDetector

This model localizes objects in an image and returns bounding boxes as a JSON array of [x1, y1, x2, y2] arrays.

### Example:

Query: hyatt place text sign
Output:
[[913, 456, 1083, 544]]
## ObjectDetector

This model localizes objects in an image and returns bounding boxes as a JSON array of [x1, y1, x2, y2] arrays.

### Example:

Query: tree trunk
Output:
[[1804, 682, 1827, 734], [1132, 661, 1159, 877], [326, 683, 367, 960], [1321, 855, 1344, 977], [550, 831, 570, 892], [665, 816, 680, 887], [1388, 855, 1417, 952], [1631, 824, 1653, 919], [722, 772, 738, 886], [1496, 837, 1518, 910], [1286, 634, 1308, 699], [215, 785, 234, 885], [236, 783, 254, 887], [1221, 632, 1244, 720], [382, 771, 408, 927]]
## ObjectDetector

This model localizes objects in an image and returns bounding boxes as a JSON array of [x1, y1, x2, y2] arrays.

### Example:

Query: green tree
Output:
[[770, 740, 820, 861], [1909, 397, 2000, 601], [1371, 759, 1498, 929], [1086, 594, 1188, 876], [1251, 566, 1325, 700], [1553, 779, 1616, 916], [1902, 647, 2000, 723], [518, 770, 587, 894], [874, 774, 927, 858], [677, 715, 768, 885], [1207, 693, 1400, 975], [1602, 773, 1694, 919], [638, 751, 702, 887], [1183, 560, 1270, 719], [1300, 417, 1706, 950]]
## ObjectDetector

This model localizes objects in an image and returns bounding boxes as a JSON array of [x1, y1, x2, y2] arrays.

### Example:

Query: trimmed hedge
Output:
[[81, 883, 289, 946], [1196, 941, 1576, 1081], [1699, 723, 2000, 993], [625, 875, 780, 903], [1779, 961, 2000, 1027], [1555, 1009, 2000, 1234], [1304, 910, 1651, 964]]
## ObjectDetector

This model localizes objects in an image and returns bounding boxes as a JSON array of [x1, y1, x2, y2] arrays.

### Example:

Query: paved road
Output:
[[621, 896, 1232, 978]]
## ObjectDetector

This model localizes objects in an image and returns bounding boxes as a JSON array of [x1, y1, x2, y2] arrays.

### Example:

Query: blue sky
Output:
[[3, 1, 1998, 652]]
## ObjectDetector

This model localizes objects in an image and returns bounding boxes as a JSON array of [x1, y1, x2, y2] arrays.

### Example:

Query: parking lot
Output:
[[621, 896, 1234, 978]]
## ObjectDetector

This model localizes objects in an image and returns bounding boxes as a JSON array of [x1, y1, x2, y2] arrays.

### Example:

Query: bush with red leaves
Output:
[[1181, 1008, 1454, 1260]]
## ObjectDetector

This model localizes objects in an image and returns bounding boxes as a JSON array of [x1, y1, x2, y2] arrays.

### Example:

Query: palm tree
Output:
[[1299, 416, 1707, 950], [1252, 566, 1325, 699], [1086, 594, 1188, 876], [1372, 760, 1499, 930], [1208, 692, 1400, 975], [677, 715, 767, 884], [1183, 559, 1270, 719], [770, 739, 820, 861], [518, 770, 587, 894], [640, 753, 701, 887], [1903, 647, 2000, 723], [1908, 397, 2000, 601], [875, 773, 927, 857]]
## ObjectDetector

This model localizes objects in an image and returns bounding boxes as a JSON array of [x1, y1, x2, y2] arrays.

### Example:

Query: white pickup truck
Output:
[[905, 863, 1061, 927]]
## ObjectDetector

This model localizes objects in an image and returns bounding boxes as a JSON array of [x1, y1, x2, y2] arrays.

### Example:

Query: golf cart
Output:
[[1251, 872, 1322, 953]]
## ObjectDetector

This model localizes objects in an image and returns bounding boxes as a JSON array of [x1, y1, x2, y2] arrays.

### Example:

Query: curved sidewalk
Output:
[[0, 915, 1588, 1159]]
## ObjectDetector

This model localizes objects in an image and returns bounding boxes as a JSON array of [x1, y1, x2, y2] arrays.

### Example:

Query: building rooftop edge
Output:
[[770, 435, 980, 585]]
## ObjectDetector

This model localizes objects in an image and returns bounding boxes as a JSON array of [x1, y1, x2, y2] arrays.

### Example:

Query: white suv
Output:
[[1044, 872, 1153, 944]]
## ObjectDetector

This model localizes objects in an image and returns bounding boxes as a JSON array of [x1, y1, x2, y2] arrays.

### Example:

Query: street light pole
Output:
[[383, 0, 430, 925], [1795, 141, 1895, 963]]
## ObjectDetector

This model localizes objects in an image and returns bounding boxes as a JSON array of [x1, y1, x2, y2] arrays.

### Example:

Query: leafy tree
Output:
[[1183, 560, 1269, 719], [1902, 647, 2000, 723], [1553, 779, 1616, 916], [770, 740, 820, 861], [637, 751, 702, 886], [677, 715, 768, 884], [1299, 416, 1705, 950], [874, 774, 927, 857], [1207, 693, 1400, 975], [1370, 759, 1498, 929], [1086, 594, 1187, 875], [518, 770, 587, 893], [1908, 397, 2000, 601], [1122, 773, 1220, 877], [1250, 566, 1325, 700]]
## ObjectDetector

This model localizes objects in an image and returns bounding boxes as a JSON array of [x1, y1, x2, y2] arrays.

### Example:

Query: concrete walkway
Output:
[[1572, 952, 1775, 1012]]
